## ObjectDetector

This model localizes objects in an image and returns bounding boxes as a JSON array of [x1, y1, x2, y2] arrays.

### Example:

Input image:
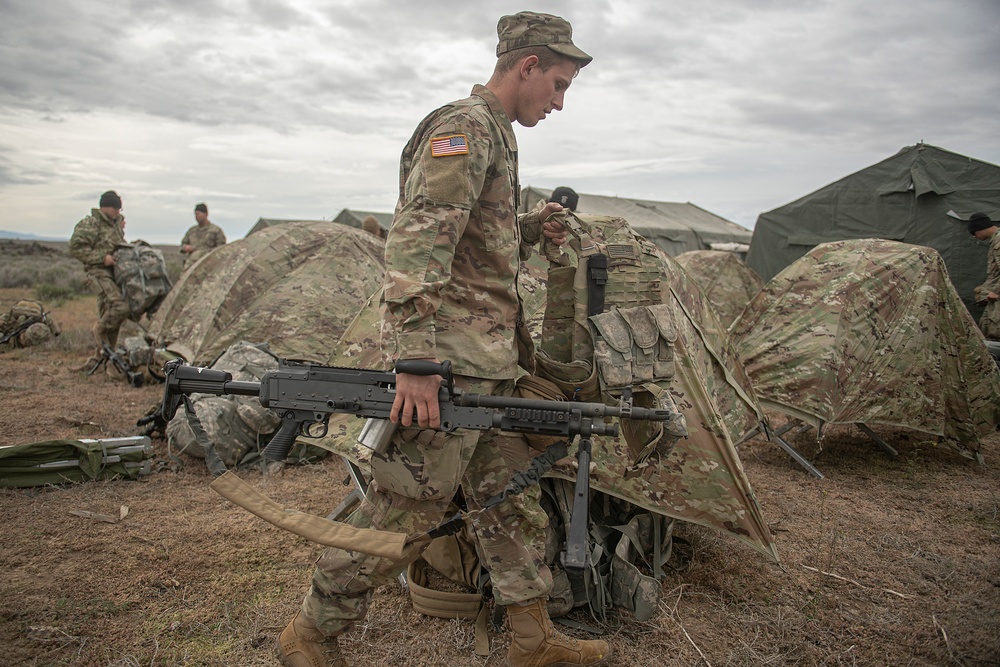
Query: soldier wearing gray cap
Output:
[[276, 11, 608, 667]]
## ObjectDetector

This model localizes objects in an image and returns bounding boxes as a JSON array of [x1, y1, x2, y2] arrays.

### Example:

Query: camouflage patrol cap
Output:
[[496, 11, 592, 66]]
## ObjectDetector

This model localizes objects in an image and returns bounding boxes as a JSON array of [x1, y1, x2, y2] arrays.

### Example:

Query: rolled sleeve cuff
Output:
[[394, 330, 437, 361], [519, 211, 542, 245]]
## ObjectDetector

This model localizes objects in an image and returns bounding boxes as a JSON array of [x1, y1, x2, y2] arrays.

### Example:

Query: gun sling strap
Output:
[[209, 471, 409, 560], [206, 435, 579, 558]]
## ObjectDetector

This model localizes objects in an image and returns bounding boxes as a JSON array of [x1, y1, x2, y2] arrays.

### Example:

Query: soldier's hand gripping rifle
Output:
[[158, 357, 672, 568]]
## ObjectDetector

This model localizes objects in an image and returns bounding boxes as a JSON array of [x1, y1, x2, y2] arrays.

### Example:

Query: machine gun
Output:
[[158, 357, 672, 568], [87, 344, 144, 388]]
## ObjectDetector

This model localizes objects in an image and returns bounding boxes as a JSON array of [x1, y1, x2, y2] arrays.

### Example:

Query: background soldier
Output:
[[360, 215, 385, 239], [68, 190, 129, 370], [0, 299, 61, 351], [548, 186, 579, 211], [180, 202, 226, 268], [276, 11, 608, 667], [970, 212, 1000, 339]]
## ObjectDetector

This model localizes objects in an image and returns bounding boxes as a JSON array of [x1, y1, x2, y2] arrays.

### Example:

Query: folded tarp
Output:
[[0, 436, 152, 487]]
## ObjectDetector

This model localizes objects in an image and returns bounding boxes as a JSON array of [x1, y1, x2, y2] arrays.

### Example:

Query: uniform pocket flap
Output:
[[618, 306, 659, 349], [589, 310, 632, 353], [647, 304, 676, 344]]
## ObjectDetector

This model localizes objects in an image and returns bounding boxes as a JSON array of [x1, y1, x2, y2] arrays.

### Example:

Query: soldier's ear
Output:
[[519, 54, 540, 79]]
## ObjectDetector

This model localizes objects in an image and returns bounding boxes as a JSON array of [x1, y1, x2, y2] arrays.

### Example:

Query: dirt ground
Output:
[[1, 287, 998, 667]]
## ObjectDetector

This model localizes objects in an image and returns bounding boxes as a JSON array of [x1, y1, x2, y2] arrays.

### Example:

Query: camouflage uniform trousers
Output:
[[303, 376, 553, 637], [88, 269, 130, 349]]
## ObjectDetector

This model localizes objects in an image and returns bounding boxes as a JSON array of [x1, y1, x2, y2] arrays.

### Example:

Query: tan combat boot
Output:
[[276, 610, 348, 667], [507, 598, 611, 667]]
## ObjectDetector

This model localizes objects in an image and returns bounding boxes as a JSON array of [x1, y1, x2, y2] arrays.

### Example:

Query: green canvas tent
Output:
[[519, 187, 752, 257], [746, 143, 1000, 321]]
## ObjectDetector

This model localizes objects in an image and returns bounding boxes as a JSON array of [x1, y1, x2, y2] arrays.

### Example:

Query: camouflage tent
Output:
[[675, 250, 764, 329], [149, 222, 385, 365], [731, 238, 1000, 461], [317, 240, 778, 561]]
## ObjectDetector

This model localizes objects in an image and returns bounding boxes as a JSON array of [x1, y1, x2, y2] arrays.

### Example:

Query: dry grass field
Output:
[[0, 241, 998, 666]]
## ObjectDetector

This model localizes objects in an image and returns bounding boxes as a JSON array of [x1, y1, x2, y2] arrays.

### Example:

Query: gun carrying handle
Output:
[[394, 359, 453, 394], [261, 414, 300, 462]]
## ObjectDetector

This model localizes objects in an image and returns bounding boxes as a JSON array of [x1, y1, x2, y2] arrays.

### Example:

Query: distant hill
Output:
[[0, 230, 66, 241]]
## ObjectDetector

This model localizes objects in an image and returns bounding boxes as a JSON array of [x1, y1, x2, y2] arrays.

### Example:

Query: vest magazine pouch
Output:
[[646, 303, 677, 379], [534, 350, 600, 402], [590, 310, 632, 390], [588, 309, 634, 391], [589, 305, 676, 393]]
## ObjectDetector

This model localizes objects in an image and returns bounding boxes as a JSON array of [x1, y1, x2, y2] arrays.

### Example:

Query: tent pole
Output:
[[856, 424, 899, 457]]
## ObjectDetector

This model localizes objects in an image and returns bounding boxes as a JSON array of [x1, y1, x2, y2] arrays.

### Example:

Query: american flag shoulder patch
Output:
[[430, 134, 469, 157]]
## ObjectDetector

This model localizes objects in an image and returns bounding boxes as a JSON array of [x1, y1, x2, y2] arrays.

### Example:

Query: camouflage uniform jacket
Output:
[[981, 232, 1000, 295], [69, 208, 125, 277], [181, 222, 226, 263], [382, 84, 542, 379], [976, 231, 1000, 339]]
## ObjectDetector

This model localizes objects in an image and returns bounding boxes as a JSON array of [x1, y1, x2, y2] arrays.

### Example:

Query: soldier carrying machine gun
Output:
[[157, 357, 672, 568]]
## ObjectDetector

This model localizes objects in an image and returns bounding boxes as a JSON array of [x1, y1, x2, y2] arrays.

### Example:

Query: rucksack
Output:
[[114, 241, 172, 321], [405, 479, 687, 653]]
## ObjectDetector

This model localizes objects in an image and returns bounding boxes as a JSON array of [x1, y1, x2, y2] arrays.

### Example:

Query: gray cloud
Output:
[[0, 0, 998, 241]]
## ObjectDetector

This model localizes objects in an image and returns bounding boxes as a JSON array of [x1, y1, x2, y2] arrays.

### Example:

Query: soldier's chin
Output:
[[518, 117, 541, 128]]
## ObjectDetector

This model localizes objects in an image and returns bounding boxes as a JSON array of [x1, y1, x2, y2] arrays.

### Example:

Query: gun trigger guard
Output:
[[304, 421, 329, 438]]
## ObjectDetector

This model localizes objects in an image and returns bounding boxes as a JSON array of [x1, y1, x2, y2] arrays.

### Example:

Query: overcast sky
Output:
[[1, 0, 998, 243]]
